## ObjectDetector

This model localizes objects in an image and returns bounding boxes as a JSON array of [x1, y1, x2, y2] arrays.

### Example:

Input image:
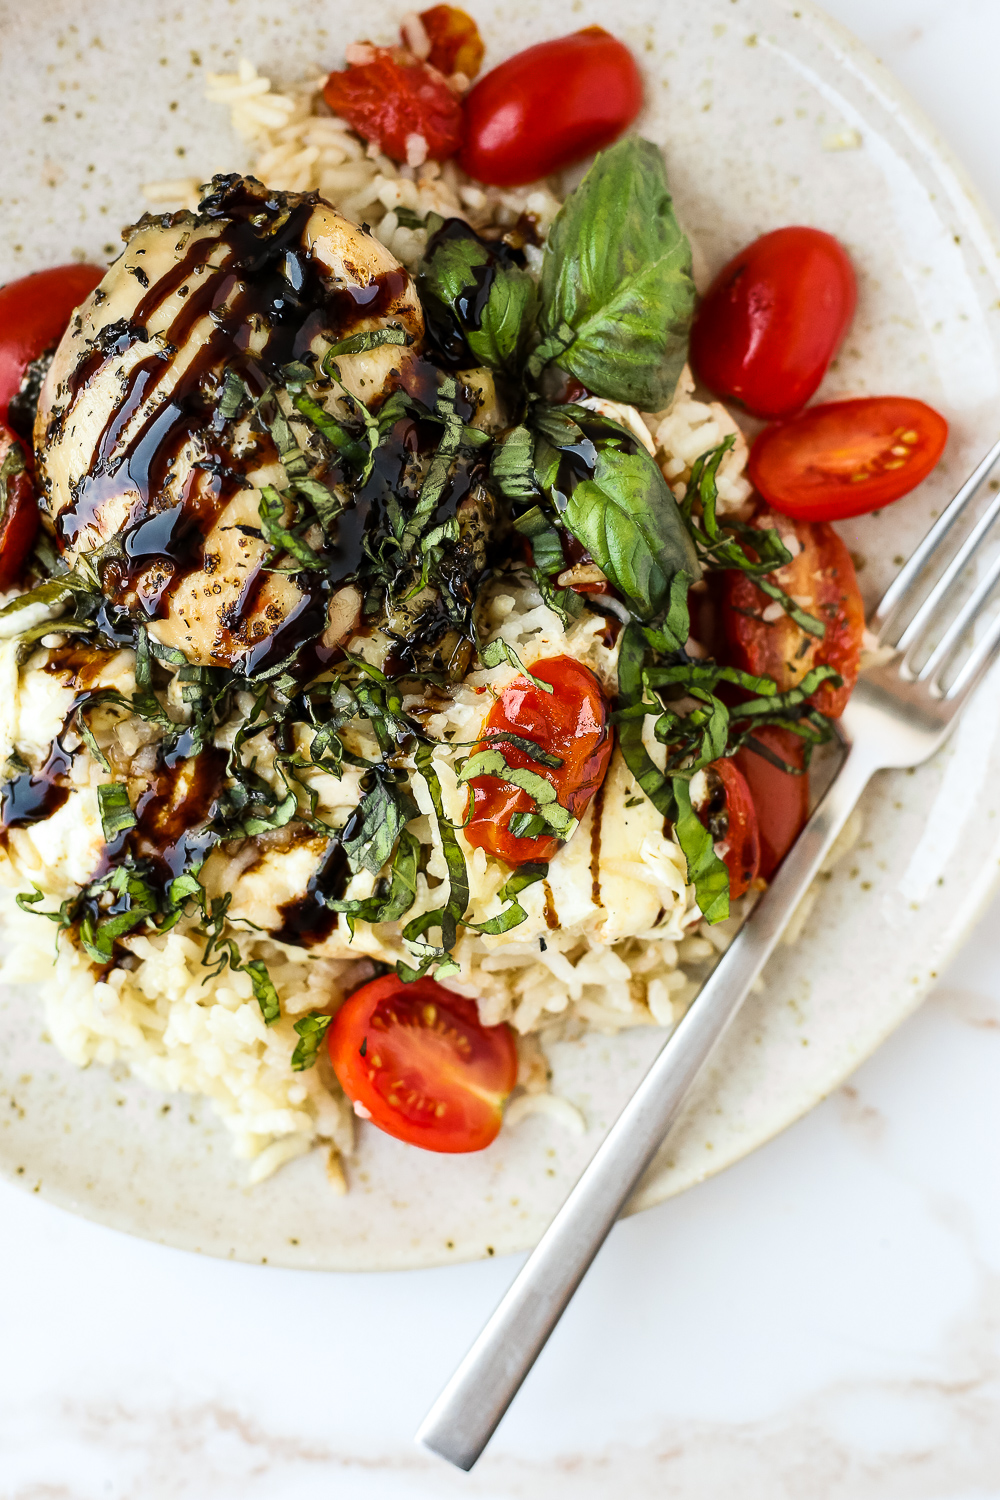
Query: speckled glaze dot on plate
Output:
[[2, 0, 1000, 1272]]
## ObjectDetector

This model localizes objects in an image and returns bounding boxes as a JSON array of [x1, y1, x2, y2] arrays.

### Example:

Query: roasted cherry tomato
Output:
[[749, 396, 949, 521], [465, 656, 614, 867], [734, 726, 809, 882], [0, 426, 39, 590], [692, 757, 760, 899], [690, 227, 857, 419], [459, 28, 642, 187], [0, 263, 103, 434], [418, 5, 484, 79], [328, 975, 518, 1153], [323, 46, 463, 163], [721, 507, 864, 719]]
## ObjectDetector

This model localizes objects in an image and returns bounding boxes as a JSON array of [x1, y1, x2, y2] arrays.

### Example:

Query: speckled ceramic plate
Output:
[[2, 0, 1000, 1271]]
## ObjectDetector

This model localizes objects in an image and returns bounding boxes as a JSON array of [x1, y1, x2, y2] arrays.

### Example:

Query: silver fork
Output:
[[416, 435, 1000, 1472]]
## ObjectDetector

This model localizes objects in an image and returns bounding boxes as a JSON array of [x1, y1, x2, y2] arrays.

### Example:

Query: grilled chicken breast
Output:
[[34, 175, 425, 671]]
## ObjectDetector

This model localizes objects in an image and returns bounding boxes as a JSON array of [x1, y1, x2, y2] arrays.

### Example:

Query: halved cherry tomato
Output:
[[418, 6, 484, 79], [749, 397, 949, 521], [465, 656, 614, 867], [734, 725, 809, 881], [693, 758, 760, 899], [721, 506, 864, 718], [328, 975, 518, 1153], [459, 28, 642, 187], [690, 227, 856, 420], [0, 263, 104, 432], [323, 47, 463, 162], [0, 427, 39, 590]]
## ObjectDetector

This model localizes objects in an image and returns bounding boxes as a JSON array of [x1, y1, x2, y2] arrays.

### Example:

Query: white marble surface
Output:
[[4, 1, 1000, 1494]]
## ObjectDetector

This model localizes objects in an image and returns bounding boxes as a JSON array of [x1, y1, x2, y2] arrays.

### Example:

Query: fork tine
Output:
[[872, 434, 1000, 644], [895, 481, 1000, 653], [942, 596, 1000, 702], [907, 544, 1000, 686]]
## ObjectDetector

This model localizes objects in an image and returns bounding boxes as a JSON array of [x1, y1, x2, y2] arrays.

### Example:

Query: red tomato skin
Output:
[[734, 726, 809, 881], [418, 6, 484, 78], [0, 427, 39, 591], [459, 28, 642, 187], [749, 397, 949, 521], [696, 758, 760, 900], [690, 227, 857, 420], [328, 976, 518, 1153], [722, 508, 864, 718], [465, 656, 614, 867], [0, 264, 103, 426], [323, 47, 464, 162]]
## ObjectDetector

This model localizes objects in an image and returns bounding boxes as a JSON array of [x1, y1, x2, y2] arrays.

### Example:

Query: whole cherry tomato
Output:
[[0, 426, 39, 590], [693, 757, 760, 899], [749, 396, 949, 521], [721, 506, 864, 719], [323, 47, 464, 162], [0, 263, 104, 432], [465, 656, 614, 867], [734, 725, 809, 882], [328, 975, 518, 1152], [417, 6, 484, 78], [690, 227, 857, 419], [459, 28, 642, 187]]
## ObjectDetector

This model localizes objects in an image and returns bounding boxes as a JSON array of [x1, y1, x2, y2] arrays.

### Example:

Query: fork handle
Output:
[[416, 743, 880, 1472]]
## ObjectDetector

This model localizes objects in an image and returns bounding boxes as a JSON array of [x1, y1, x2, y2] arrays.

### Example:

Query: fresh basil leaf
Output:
[[292, 476, 343, 535], [0, 574, 78, 629], [457, 748, 577, 838], [532, 137, 695, 408], [730, 664, 841, 720], [490, 425, 539, 505], [504, 812, 548, 838], [97, 781, 137, 843], [75, 709, 112, 773], [468, 265, 537, 373], [754, 577, 827, 639], [644, 660, 776, 696], [680, 441, 825, 638], [329, 826, 420, 930], [530, 570, 586, 626], [246, 959, 281, 1026], [258, 485, 325, 571], [512, 505, 564, 577], [290, 390, 366, 470], [0, 437, 26, 527], [641, 570, 692, 655], [418, 221, 538, 374], [477, 732, 562, 770], [395, 205, 426, 230], [399, 377, 465, 553], [475, 636, 554, 693], [615, 621, 673, 818], [465, 862, 548, 936], [290, 1011, 333, 1071], [672, 775, 730, 924], [16, 887, 56, 920], [78, 865, 157, 963], [400, 743, 469, 972], [341, 772, 419, 877], [217, 368, 247, 421], [168, 872, 204, 908], [325, 325, 409, 359], [562, 443, 699, 621]]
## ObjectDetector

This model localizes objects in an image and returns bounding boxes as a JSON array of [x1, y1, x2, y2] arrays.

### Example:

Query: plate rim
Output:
[[2, 0, 1000, 1269]]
